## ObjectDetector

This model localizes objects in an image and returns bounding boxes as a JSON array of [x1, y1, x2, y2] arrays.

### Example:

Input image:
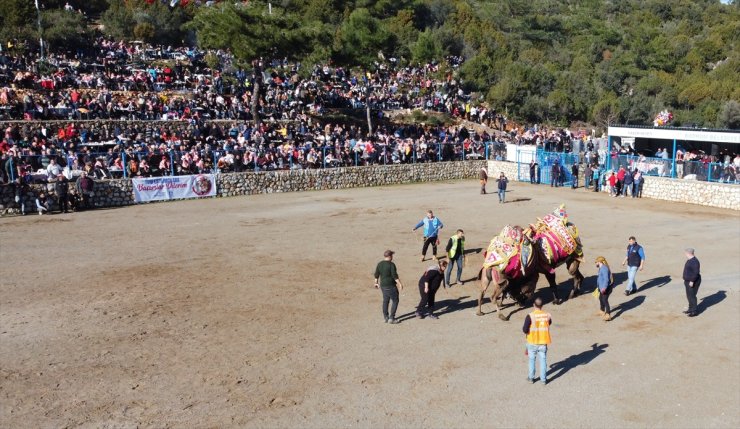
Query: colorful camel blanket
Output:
[[483, 205, 582, 276], [531, 205, 583, 266], [482, 225, 534, 279]]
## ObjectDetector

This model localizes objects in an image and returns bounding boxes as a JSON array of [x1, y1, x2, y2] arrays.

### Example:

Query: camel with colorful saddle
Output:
[[477, 204, 584, 320]]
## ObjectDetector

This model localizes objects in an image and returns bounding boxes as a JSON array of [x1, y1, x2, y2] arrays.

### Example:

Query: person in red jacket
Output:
[[607, 172, 617, 197], [616, 166, 626, 196]]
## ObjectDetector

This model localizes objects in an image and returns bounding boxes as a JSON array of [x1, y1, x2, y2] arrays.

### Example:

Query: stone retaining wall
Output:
[[487, 160, 740, 211], [0, 161, 486, 214], [640, 176, 740, 210], [2, 160, 736, 215]]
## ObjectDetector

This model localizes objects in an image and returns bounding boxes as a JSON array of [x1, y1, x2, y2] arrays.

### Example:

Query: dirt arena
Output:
[[1, 180, 739, 428]]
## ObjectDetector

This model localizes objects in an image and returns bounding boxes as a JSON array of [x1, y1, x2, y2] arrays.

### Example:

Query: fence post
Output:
[[438, 143, 442, 162], [122, 151, 127, 178], [354, 150, 358, 166], [671, 138, 677, 178], [169, 151, 175, 176], [606, 135, 612, 172], [516, 147, 521, 182], [9, 157, 15, 182], [323, 147, 327, 169], [485, 141, 489, 160]]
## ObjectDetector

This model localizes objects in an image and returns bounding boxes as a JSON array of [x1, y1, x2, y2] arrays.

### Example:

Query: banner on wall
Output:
[[132, 174, 216, 203]]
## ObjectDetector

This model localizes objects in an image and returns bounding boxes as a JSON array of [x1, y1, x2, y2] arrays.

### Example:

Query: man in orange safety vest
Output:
[[523, 297, 552, 385]]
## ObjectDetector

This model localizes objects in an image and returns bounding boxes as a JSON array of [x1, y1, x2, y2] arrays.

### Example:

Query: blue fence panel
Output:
[[536, 150, 579, 186]]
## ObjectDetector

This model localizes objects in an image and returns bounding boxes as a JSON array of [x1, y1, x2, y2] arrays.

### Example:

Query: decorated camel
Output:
[[477, 205, 584, 320]]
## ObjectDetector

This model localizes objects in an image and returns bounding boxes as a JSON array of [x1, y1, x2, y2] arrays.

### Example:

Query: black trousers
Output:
[[422, 236, 438, 257], [684, 278, 701, 313], [599, 287, 612, 313], [57, 194, 69, 213], [381, 287, 399, 320], [417, 282, 440, 314]]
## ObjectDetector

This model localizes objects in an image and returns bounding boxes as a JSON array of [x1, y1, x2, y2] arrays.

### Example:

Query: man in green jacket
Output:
[[374, 250, 404, 324]]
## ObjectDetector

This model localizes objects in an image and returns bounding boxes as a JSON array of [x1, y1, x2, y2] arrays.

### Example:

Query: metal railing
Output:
[[2, 141, 510, 184]]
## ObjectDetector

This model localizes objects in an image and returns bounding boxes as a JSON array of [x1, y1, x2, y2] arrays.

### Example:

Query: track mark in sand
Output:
[[620, 410, 643, 423], [624, 320, 657, 332], [239, 218, 270, 227], [329, 197, 354, 203], [27, 217, 72, 224]]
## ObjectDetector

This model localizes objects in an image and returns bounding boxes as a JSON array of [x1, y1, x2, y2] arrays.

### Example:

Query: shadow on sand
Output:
[[548, 343, 609, 383]]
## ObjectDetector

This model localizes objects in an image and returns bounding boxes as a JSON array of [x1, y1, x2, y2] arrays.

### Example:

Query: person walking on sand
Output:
[[497, 172, 508, 203], [524, 297, 552, 385], [682, 248, 701, 317], [374, 250, 404, 324], [413, 210, 444, 262], [479, 167, 488, 195], [622, 236, 645, 296], [445, 229, 465, 286], [595, 256, 614, 321], [416, 260, 448, 319]]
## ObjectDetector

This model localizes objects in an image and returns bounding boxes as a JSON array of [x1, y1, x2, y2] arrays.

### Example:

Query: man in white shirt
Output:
[[46, 158, 62, 178]]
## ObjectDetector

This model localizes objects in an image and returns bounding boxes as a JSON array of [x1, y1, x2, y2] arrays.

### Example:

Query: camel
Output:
[[476, 207, 585, 320]]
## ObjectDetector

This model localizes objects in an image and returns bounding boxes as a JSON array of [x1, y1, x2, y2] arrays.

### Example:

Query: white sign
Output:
[[507, 144, 536, 163], [608, 126, 740, 144], [132, 174, 216, 203]]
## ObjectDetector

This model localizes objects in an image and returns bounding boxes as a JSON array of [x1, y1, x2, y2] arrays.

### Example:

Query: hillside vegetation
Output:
[[1, 0, 738, 128]]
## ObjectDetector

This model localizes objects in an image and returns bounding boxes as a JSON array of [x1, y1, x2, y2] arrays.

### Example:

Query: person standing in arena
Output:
[[524, 297, 552, 385], [374, 250, 404, 324], [571, 163, 579, 189], [413, 210, 444, 262], [551, 163, 560, 187], [445, 229, 465, 286], [479, 167, 488, 194], [682, 248, 701, 317], [622, 236, 645, 295], [496, 172, 508, 203], [595, 256, 614, 321], [416, 260, 448, 319]]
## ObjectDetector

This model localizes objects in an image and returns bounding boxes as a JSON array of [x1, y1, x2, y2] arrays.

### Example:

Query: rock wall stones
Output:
[[487, 160, 740, 211], [2, 161, 736, 215], [0, 161, 486, 214], [640, 176, 740, 210], [217, 161, 487, 196]]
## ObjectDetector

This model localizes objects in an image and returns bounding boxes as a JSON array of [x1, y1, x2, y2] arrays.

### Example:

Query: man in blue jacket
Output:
[[413, 210, 444, 262], [621, 236, 645, 295]]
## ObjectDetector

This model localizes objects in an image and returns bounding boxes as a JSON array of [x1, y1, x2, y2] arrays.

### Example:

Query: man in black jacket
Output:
[[54, 175, 70, 213], [682, 248, 701, 317], [76, 172, 95, 210]]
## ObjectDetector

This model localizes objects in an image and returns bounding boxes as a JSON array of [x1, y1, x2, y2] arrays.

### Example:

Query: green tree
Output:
[[411, 28, 442, 64], [719, 100, 740, 129], [0, 0, 36, 48], [41, 9, 92, 52]]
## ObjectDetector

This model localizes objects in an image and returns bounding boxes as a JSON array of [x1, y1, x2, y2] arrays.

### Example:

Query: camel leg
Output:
[[567, 259, 585, 300], [476, 268, 491, 316], [477, 281, 488, 316], [543, 271, 561, 305], [495, 279, 510, 320]]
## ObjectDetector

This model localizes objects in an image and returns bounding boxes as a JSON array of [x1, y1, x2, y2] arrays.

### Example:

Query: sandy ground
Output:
[[1, 180, 739, 428]]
